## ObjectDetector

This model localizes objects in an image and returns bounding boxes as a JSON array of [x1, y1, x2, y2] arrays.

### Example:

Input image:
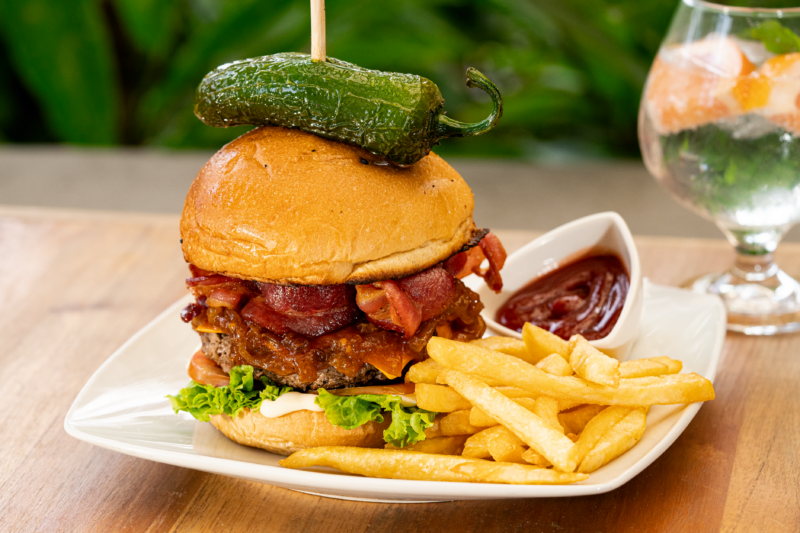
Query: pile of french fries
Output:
[[280, 323, 715, 485]]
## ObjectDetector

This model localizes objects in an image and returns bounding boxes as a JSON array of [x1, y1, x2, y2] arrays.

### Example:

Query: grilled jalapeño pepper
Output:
[[194, 53, 503, 166]]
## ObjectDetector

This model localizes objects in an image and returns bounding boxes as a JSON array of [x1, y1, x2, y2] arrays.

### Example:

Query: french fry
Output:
[[423, 414, 445, 439], [439, 369, 577, 472], [281, 447, 588, 484], [385, 435, 468, 456], [469, 397, 538, 427], [568, 406, 632, 466], [406, 358, 505, 386], [427, 338, 715, 406], [462, 425, 510, 459], [469, 407, 499, 428], [566, 433, 579, 442], [620, 356, 682, 379], [558, 404, 606, 435], [536, 353, 574, 376], [521, 448, 552, 467], [569, 336, 620, 388], [558, 399, 583, 411], [448, 461, 587, 484], [440, 409, 484, 436], [487, 430, 528, 464], [533, 396, 563, 433], [577, 408, 647, 473], [405, 358, 442, 384], [522, 323, 570, 362], [470, 337, 535, 364], [415, 383, 472, 412]]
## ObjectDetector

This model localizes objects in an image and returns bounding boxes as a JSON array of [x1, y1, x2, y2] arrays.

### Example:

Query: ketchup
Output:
[[496, 254, 629, 340]]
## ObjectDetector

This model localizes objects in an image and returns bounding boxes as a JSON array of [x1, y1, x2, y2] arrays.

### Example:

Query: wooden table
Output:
[[2, 206, 798, 533]]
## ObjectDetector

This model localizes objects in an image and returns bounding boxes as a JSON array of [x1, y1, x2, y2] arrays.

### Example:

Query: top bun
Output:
[[181, 126, 477, 285]]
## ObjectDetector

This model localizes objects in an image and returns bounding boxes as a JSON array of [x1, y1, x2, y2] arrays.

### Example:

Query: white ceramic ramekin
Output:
[[465, 212, 643, 359]]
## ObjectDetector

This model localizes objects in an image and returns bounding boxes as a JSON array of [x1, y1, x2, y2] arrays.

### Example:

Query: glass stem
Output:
[[730, 249, 779, 282]]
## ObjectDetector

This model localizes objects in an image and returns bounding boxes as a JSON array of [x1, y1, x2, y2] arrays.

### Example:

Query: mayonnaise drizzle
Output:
[[259, 391, 417, 418]]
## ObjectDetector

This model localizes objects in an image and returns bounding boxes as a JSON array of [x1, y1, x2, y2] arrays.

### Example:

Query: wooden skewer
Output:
[[311, 0, 326, 61]]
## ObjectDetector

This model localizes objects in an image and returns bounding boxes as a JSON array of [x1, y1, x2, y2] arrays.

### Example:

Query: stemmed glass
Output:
[[639, 0, 800, 334]]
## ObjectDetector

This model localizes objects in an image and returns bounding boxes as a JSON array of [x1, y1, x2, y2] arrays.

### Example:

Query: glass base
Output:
[[685, 270, 800, 335]]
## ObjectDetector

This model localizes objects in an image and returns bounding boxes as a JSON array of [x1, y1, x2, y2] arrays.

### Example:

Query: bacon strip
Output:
[[479, 232, 507, 292], [383, 280, 422, 338], [206, 288, 246, 308], [443, 232, 507, 293], [188, 351, 230, 388], [356, 266, 458, 338], [241, 296, 359, 337]]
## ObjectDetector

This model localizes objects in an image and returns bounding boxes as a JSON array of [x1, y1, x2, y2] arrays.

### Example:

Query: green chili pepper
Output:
[[194, 53, 503, 166]]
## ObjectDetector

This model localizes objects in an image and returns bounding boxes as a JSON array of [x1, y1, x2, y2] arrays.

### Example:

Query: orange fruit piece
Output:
[[645, 36, 755, 134], [757, 53, 800, 135]]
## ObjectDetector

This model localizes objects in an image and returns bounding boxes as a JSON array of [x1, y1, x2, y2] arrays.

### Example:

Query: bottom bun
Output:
[[210, 408, 391, 456]]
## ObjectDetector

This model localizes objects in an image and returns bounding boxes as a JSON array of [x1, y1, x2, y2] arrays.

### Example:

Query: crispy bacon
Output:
[[188, 350, 230, 387], [260, 284, 355, 314], [241, 296, 359, 337], [479, 232, 507, 292], [355, 266, 458, 338], [383, 280, 422, 338], [206, 288, 246, 309], [443, 232, 507, 293]]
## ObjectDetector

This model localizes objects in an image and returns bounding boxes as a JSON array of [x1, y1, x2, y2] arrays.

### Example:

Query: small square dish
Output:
[[468, 212, 643, 359], [65, 281, 725, 502]]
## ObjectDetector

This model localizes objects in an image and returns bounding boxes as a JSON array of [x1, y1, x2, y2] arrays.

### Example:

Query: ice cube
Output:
[[717, 113, 779, 139]]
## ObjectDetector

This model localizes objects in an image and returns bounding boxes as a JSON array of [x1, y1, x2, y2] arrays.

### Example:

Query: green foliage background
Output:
[[0, 0, 785, 159]]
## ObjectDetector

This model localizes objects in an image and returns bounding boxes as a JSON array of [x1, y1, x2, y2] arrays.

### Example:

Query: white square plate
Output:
[[65, 281, 725, 502]]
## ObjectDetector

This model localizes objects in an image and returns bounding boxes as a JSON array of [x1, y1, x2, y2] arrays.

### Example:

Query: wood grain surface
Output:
[[1, 206, 798, 533]]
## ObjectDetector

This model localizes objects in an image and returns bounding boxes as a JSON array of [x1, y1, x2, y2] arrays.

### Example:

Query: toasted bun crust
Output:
[[210, 408, 389, 455], [180, 126, 477, 285]]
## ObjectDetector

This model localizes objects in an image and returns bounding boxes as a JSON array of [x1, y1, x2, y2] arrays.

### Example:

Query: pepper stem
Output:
[[435, 68, 503, 138]]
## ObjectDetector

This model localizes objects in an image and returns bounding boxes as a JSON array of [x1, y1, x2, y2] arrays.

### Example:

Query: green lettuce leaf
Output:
[[741, 20, 800, 54], [315, 389, 437, 447], [167, 365, 291, 422]]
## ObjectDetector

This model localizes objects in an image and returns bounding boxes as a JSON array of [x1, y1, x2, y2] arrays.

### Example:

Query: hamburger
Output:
[[168, 125, 506, 454]]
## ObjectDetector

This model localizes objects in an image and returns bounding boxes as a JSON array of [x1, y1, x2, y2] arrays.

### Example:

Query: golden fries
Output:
[[440, 409, 484, 436], [470, 337, 534, 363], [469, 397, 538, 427], [438, 369, 578, 472], [415, 383, 473, 412], [536, 353, 574, 376], [577, 408, 647, 473], [427, 338, 714, 406], [521, 448, 552, 467], [281, 447, 588, 484], [386, 435, 468, 455], [620, 356, 682, 379], [558, 404, 606, 435], [522, 323, 570, 362], [568, 406, 632, 466], [569, 336, 621, 388], [281, 325, 714, 488]]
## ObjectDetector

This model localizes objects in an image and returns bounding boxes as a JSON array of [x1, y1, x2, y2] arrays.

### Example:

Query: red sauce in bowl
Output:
[[496, 254, 629, 340]]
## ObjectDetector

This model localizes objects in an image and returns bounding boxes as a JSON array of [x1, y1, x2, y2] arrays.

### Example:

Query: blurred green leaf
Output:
[[112, 0, 182, 59], [0, 0, 680, 158], [0, 0, 119, 144]]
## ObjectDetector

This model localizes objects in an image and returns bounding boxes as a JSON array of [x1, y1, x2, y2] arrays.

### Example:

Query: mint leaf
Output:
[[315, 389, 437, 447], [167, 365, 291, 422], [741, 20, 800, 54]]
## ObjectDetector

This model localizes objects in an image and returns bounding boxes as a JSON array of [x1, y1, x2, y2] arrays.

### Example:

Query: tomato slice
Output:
[[326, 382, 415, 396], [188, 351, 230, 388]]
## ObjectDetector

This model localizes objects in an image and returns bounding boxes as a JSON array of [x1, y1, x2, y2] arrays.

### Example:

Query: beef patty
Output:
[[200, 332, 391, 391]]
